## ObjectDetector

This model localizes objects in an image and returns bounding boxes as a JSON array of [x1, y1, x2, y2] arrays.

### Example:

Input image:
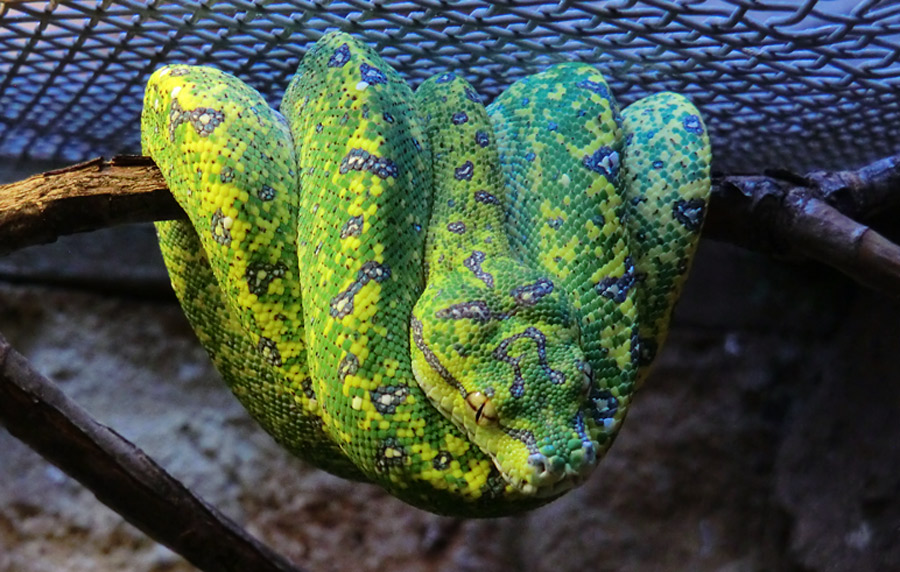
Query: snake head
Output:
[[411, 256, 600, 497]]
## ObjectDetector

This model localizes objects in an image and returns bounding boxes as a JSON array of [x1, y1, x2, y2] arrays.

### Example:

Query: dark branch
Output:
[[0, 332, 306, 572]]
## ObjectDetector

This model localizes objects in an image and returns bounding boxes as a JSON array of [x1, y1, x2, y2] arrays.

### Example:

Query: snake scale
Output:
[[141, 31, 710, 517]]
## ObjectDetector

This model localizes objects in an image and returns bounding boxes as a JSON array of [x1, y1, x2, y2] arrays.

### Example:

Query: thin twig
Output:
[[0, 332, 306, 572]]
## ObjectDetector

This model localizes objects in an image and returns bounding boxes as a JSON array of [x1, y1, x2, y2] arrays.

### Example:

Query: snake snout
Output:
[[526, 439, 598, 496]]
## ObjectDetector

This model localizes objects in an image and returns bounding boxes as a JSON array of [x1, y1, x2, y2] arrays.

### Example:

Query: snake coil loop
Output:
[[142, 31, 710, 516]]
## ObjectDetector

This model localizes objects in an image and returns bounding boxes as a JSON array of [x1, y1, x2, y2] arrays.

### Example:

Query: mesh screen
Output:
[[1, 0, 899, 173]]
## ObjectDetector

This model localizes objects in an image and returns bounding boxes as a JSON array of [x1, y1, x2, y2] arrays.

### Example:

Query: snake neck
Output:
[[415, 73, 513, 279]]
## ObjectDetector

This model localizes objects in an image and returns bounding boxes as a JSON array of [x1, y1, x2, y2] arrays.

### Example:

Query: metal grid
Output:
[[1, 0, 899, 173]]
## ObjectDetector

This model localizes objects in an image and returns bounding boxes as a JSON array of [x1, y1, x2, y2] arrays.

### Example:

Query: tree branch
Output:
[[0, 155, 182, 256], [704, 158, 900, 294], [0, 331, 306, 572], [3, 152, 900, 294]]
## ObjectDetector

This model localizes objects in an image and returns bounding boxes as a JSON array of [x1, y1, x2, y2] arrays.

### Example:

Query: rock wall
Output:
[[1, 163, 897, 571]]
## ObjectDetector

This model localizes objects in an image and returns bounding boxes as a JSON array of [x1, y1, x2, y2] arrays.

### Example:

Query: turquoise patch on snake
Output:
[[141, 31, 711, 517]]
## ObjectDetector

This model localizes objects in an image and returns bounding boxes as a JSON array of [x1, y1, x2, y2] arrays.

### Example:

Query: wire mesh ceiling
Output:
[[1, 0, 899, 173]]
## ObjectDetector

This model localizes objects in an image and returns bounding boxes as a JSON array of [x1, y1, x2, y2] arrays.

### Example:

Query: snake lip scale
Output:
[[142, 31, 710, 517]]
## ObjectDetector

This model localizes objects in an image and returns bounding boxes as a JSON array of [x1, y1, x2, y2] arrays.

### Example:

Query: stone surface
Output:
[[1, 163, 898, 571]]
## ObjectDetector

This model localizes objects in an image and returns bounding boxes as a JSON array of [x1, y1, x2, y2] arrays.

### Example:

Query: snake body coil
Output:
[[142, 32, 710, 517]]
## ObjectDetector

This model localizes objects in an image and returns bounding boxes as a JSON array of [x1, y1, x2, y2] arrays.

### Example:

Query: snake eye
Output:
[[579, 361, 593, 395], [465, 391, 498, 426]]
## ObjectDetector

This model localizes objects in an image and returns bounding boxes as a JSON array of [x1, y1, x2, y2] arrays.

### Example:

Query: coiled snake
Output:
[[141, 31, 710, 517]]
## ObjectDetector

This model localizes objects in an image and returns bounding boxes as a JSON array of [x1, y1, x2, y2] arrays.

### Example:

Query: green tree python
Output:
[[141, 31, 711, 517]]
